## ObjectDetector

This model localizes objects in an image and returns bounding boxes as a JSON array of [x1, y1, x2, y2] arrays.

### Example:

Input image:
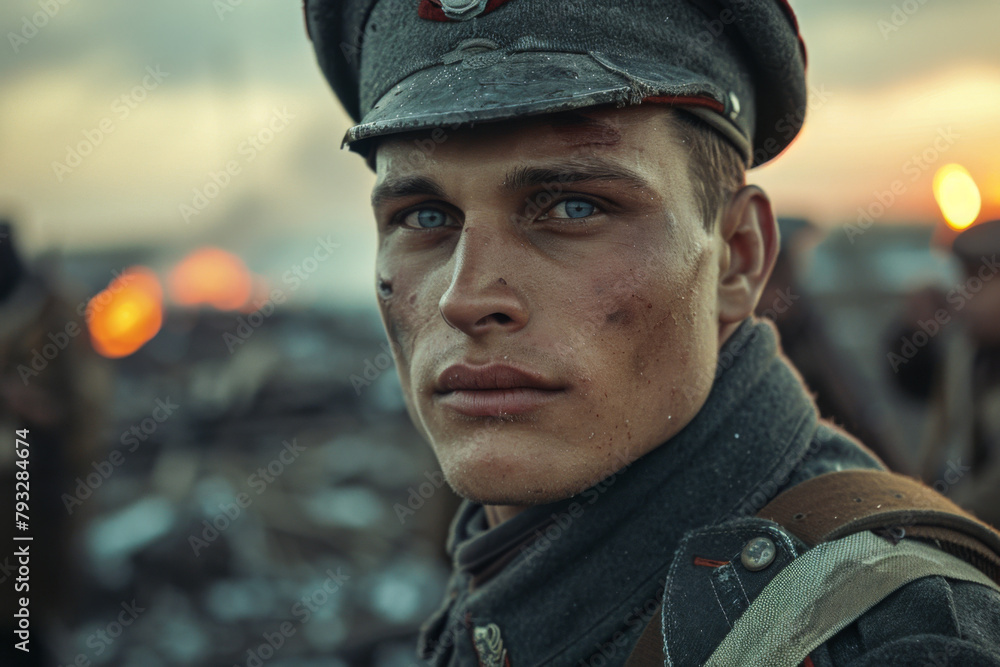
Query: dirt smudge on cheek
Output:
[[377, 272, 421, 369], [604, 308, 633, 326], [618, 237, 713, 382]]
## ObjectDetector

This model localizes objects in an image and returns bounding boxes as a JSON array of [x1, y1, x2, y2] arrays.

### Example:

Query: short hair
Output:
[[666, 108, 747, 230]]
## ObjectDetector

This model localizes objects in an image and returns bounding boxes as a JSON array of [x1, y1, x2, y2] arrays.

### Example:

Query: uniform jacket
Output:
[[417, 318, 1000, 666]]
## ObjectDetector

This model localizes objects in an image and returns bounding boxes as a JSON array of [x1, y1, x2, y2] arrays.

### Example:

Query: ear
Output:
[[716, 185, 779, 330]]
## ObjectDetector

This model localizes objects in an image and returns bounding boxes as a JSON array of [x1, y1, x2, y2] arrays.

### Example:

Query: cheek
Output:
[[596, 244, 717, 392]]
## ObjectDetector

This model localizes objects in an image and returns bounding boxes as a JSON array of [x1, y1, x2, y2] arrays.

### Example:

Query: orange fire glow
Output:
[[168, 247, 253, 311], [933, 164, 982, 231], [87, 266, 164, 359]]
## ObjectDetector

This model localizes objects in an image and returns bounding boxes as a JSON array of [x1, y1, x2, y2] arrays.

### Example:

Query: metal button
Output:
[[728, 91, 741, 120], [741, 536, 776, 571]]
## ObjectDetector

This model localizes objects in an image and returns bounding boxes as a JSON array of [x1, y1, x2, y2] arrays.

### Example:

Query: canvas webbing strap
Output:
[[704, 529, 1000, 666]]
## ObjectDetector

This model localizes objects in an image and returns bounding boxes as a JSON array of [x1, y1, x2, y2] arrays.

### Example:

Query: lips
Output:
[[433, 363, 566, 417]]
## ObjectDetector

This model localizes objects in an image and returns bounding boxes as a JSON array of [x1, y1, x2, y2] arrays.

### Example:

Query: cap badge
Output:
[[441, 0, 489, 19], [419, 0, 514, 22]]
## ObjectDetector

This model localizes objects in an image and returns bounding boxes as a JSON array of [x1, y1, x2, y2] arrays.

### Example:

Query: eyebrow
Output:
[[501, 158, 651, 192], [370, 157, 652, 210], [370, 175, 447, 210]]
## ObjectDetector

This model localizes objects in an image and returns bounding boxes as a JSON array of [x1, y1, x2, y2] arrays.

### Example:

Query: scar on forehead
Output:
[[545, 111, 622, 147]]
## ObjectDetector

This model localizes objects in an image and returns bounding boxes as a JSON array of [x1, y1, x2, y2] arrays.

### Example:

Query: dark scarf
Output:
[[417, 318, 882, 666]]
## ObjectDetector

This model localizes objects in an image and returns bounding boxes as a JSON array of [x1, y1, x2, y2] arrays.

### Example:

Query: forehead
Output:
[[372, 104, 680, 179]]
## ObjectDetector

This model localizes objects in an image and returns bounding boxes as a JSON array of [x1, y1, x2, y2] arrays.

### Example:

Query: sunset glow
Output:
[[168, 247, 254, 311], [933, 164, 982, 231]]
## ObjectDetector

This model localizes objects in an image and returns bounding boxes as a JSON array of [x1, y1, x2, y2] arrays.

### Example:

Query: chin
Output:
[[435, 436, 625, 507], [449, 480, 572, 508]]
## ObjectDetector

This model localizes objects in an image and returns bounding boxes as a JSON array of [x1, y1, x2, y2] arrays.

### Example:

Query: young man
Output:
[[304, 1, 1000, 664]]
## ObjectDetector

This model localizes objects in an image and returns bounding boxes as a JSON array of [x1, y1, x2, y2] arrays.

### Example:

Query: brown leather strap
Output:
[[623, 606, 664, 666], [756, 469, 1000, 585]]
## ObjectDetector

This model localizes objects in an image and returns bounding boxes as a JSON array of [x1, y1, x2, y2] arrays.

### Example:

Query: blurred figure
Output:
[[757, 217, 906, 471], [0, 219, 110, 666], [887, 218, 1000, 526]]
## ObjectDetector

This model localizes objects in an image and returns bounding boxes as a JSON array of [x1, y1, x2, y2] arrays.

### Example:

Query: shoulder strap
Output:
[[625, 613, 666, 666], [623, 468, 1000, 666], [755, 468, 1000, 585]]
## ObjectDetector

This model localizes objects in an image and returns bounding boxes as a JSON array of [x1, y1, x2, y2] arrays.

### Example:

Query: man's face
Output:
[[370, 105, 725, 506]]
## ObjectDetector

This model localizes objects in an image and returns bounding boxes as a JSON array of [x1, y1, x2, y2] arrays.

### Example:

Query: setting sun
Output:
[[933, 164, 982, 231]]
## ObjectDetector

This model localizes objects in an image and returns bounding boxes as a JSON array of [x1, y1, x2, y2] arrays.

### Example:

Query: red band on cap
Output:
[[419, 0, 515, 22], [642, 95, 725, 114]]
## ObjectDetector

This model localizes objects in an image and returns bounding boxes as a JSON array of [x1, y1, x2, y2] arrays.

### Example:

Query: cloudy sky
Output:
[[1, 1, 998, 303]]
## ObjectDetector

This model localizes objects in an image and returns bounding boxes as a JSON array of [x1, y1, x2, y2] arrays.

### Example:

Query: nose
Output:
[[438, 224, 530, 337]]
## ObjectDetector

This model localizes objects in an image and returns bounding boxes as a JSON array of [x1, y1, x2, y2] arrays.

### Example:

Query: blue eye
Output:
[[548, 198, 597, 219], [402, 208, 452, 229]]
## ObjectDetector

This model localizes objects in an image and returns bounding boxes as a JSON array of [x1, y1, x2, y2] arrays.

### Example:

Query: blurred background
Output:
[[1, 1, 999, 665]]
